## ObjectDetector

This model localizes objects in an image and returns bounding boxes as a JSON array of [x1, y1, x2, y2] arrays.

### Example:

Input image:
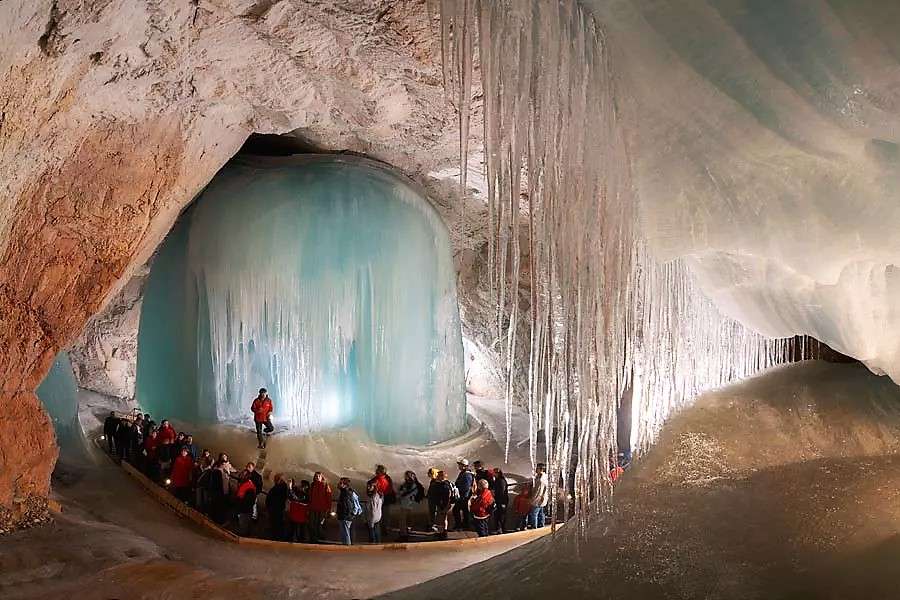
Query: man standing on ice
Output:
[[251, 388, 275, 449]]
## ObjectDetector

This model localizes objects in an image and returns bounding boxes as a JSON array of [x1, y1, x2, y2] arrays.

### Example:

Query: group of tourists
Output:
[[101, 411, 554, 545]]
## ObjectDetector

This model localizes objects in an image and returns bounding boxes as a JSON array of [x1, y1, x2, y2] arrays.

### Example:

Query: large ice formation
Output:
[[136, 156, 466, 445], [589, 0, 900, 381], [436, 0, 854, 519], [35, 352, 80, 444]]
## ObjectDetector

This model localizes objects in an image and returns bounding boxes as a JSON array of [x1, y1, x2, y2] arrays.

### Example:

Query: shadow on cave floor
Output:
[[383, 361, 900, 600]]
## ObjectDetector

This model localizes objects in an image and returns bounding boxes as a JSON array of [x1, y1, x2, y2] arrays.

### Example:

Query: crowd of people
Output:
[[101, 409, 557, 546]]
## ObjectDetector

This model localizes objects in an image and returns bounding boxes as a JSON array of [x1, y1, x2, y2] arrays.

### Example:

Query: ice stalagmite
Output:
[[136, 156, 466, 445], [437, 0, 820, 522]]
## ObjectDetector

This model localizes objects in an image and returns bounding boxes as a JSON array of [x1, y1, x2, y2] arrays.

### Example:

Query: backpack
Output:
[[350, 490, 363, 518], [448, 481, 460, 502]]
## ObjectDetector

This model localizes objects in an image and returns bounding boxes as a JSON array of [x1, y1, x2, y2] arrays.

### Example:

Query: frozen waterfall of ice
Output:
[[136, 156, 467, 446], [435, 0, 857, 521]]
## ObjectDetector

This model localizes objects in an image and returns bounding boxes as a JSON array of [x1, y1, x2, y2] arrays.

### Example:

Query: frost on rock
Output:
[[436, 0, 836, 521], [136, 156, 466, 446]]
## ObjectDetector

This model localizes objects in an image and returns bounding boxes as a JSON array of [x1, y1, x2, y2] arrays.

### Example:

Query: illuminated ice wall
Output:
[[36, 352, 80, 445], [136, 156, 466, 445]]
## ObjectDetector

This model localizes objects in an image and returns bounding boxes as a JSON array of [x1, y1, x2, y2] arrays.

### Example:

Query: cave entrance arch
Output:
[[135, 155, 467, 445]]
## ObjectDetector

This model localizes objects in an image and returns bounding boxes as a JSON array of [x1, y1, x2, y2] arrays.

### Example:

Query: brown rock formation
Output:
[[0, 0, 490, 530]]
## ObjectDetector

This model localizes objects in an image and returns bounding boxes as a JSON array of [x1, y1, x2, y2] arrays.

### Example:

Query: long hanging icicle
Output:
[[436, 0, 806, 525]]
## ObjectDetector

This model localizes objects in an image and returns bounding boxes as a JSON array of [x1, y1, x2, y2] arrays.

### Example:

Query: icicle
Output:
[[437, 0, 800, 521]]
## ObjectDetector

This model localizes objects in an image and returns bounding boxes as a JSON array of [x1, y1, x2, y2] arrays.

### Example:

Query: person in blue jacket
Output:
[[452, 459, 474, 530]]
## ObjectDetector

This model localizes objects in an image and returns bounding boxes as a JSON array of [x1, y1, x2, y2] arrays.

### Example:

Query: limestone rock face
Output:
[[69, 264, 148, 400], [0, 0, 493, 529]]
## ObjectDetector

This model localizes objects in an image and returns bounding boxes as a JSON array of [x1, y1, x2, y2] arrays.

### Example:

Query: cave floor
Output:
[[384, 361, 900, 600], [1, 393, 543, 600], [1, 436, 546, 599], [10, 361, 900, 599]]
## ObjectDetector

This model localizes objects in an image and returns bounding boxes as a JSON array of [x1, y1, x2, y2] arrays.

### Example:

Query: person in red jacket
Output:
[[368, 465, 395, 538], [251, 388, 275, 449], [308, 471, 333, 543], [469, 479, 495, 537], [169, 446, 195, 503], [287, 479, 311, 543], [157, 420, 177, 444], [513, 482, 532, 531], [142, 429, 160, 480], [234, 471, 258, 535]]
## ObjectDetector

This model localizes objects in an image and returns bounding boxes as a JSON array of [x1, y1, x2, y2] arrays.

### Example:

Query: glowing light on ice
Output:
[[136, 156, 466, 445]]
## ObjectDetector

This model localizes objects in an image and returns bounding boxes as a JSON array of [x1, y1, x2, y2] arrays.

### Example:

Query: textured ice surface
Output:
[[437, 0, 850, 517], [586, 0, 900, 378], [36, 352, 80, 443], [136, 156, 466, 445]]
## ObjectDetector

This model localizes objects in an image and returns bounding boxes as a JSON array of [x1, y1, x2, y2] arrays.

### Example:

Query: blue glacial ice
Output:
[[136, 155, 467, 445]]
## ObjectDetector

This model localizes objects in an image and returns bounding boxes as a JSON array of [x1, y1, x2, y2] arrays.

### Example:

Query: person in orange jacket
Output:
[[251, 388, 275, 449], [469, 479, 495, 537], [308, 471, 333, 543]]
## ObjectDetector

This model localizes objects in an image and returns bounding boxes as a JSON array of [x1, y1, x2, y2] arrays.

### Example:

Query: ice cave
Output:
[[4, 0, 900, 599], [136, 156, 466, 445]]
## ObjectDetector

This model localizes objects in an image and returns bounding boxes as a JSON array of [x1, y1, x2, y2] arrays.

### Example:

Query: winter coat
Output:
[[288, 499, 309, 524], [249, 470, 263, 495], [170, 454, 194, 488], [370, 473, 396, 505], [366, 492, 383, 526], [531, 473, 550, 508], [397, 481, 422, 509], [103, 416, 119, 438], [513, 492, 531, 516], [115, 423, 132, 449], [206, 468, 226, 498], [455, 470, 475, 501], [157, 425, 177, 444], [266, 480, 289, 516], [475, 468, 494, 486], [470, 488, 495, 519], [251, 397, 273, 423], [183, 443, 200, 461], [236, 480, 256, 513], [309, 481, 333, 513], [492, 475, 509, 507], [428, 479, 452, 510], [143, 435, 159, 459], [336, 488, 361, 521]]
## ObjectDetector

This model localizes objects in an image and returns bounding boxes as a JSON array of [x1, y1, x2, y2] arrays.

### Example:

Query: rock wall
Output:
[[69, 264, 148, 400], [0, 0, 497, 530]]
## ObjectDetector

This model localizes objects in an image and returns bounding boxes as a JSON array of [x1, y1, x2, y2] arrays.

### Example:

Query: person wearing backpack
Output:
[[396, 470, 425, 541], [453, 459, 475, 531], [365, 481, 383, 543], [369, 465, 395, 539], [470, 478, 495, 537], [336, 477, 362, 545]]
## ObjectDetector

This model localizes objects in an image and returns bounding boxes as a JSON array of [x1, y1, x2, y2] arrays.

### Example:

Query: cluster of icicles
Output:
[[432, 0, 819, 528]]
